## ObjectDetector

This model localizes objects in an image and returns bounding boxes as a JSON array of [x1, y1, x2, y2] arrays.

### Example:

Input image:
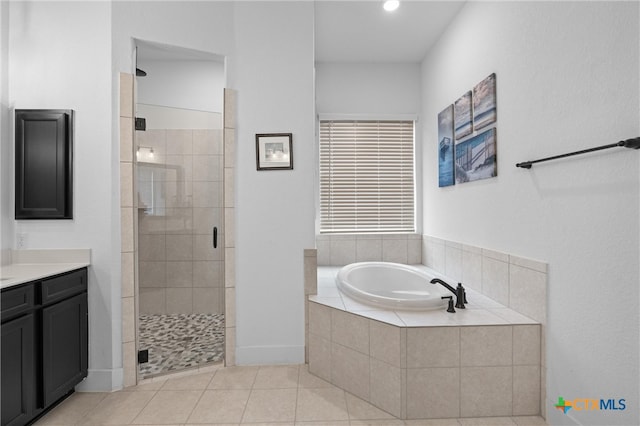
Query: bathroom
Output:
[[1, 1, 638, 426]]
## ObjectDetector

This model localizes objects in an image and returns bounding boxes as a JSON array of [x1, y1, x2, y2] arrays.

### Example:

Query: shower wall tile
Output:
[[139, 234, 166, 261], [224, 208, 235, 247], [139, 261, 166, 288], [119, 73, 133, 118], [193, 208, 219, 235], [122, 297, 135, 343], [224, 88, 236, 129], [166, 261, 193, 287], [194, 261, 223, 288], [193, 235, 219, 261], [140, 288, 166, 314], [225, 248, 235, 288], [224, 129, 235, 168], [165, 208, 193, 234], [193, 287, 220, 314], [121, 208, 134, 253], [121, 252, 135, 298], [120, 117, 133, 162], [138, 215, 166, 235], [166, 235, 193, 261], [123, 342, 137, 388], [224, 168, 235, 208], [194, 129, 222, 155], [120, 160, 133, 208], [166, 129, 193, 155], [225, 288, 236, 328], [166, 287, 193, 314]]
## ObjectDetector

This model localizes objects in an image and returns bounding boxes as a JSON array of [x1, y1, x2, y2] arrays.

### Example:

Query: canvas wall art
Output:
[[437, 105, 455, 187], [454, 91, 472, 140], [473, 73, 497, 130], [455, 128, 497, 183]]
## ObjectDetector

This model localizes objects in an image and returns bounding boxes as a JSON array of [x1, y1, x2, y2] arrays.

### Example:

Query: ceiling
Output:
[[314, 1, 466, 63]]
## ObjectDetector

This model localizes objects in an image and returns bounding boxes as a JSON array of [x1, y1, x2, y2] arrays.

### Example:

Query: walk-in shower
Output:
[[135, 41, 226, 378]]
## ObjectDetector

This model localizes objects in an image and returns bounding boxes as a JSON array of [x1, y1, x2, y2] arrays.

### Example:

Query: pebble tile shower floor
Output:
[[138, 313, 224, 377]]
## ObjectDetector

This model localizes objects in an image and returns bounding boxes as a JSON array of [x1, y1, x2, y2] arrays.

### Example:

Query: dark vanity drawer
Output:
[[41, 269, 87, 306], [1, 285, 35, 323]]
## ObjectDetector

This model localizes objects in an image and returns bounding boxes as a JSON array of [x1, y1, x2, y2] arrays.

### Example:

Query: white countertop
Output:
[[0, 249, 91, 290], [310, 266, 540, 327]]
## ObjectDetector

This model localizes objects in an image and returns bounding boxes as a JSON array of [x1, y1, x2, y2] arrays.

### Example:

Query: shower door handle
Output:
[[213, 227, 218, 249]]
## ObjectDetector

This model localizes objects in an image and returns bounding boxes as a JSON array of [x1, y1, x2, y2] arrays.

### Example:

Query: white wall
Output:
[[421, 2, 639, 425], [232, 1, 315, 364], [315, 62, 421, 115], [136, 59, 225, 113], [7, 1, 116, 388], [0, 0, 11, 265]]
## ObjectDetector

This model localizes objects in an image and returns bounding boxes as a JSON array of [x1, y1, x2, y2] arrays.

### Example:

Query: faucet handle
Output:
[[441, 296, 456, 313]]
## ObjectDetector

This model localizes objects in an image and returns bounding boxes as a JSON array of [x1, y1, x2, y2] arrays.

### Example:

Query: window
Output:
[[319, 119, 415, 233]]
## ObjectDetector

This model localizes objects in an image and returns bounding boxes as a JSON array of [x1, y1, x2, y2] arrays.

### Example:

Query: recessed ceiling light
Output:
[[383, 0, 400, 12]]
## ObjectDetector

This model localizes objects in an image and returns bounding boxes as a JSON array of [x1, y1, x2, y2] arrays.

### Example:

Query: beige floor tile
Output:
[[133, 390, 202, 424], [511, 416, 547, 425], [253, 365, 300, 389], [345, 393, 395, 420], [209, 366, 259, 389], [80, 391, 156, 425], [187, 389, 250, 424], [241, 388, 298, 423], [34, 392, 108, 425], [161, 372, 214, 390], [458, 417, 516, 425], [296, 387, 349, 422], [349, 420, 405, 425], [298, 364, 335, 389], [295, 422, 349, 425], [404, 419, 461, 425], [129, 379, 167, 391]]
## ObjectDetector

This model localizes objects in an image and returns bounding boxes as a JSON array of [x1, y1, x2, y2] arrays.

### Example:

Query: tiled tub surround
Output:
[[308, 266, 542, 420], [316, 233, 422, 266]]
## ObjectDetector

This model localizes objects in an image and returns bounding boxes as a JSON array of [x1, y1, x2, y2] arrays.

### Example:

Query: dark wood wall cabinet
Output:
[[1, 268, 88, 426], [15, 109, 73, 219]]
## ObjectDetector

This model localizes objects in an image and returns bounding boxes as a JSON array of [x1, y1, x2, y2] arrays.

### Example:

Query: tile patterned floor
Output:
[[34, 364, 548, 425], [138, 313, 225, 378]]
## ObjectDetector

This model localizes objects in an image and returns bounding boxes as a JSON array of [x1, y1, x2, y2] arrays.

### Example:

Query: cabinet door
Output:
[[1, 314, 35, 426], [42, 293, 87, 406]]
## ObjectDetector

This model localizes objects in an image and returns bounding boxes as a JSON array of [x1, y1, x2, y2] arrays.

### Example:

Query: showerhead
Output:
[[136, 68, 147, 77]]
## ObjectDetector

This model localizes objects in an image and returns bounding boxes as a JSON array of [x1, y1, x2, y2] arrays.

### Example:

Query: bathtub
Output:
[[336, 262, 452, 310]]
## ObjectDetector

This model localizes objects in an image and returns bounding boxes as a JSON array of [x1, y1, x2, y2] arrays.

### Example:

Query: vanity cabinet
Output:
[[1, 268, 88, 426]]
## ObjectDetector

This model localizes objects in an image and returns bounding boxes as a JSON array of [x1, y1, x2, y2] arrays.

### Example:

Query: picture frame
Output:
[[256, 133, 293, 170], [454, 91, 472, 140], [437, 105, 455, 187], [473, 73, 497, 131]]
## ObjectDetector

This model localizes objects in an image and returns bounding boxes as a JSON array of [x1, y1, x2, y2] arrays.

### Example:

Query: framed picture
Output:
[[437, 105, 455, 187], [455, 128, 497, 184], [473, 73, 497, 131], [454, 91, 472, 140], [255, 133, 293, 170]]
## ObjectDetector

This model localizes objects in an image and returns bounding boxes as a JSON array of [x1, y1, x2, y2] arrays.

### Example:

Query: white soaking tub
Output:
[[336, 262, 451, 310]]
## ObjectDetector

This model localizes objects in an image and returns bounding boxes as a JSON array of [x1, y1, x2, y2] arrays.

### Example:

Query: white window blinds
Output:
[[319, 120, 415, 234]]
